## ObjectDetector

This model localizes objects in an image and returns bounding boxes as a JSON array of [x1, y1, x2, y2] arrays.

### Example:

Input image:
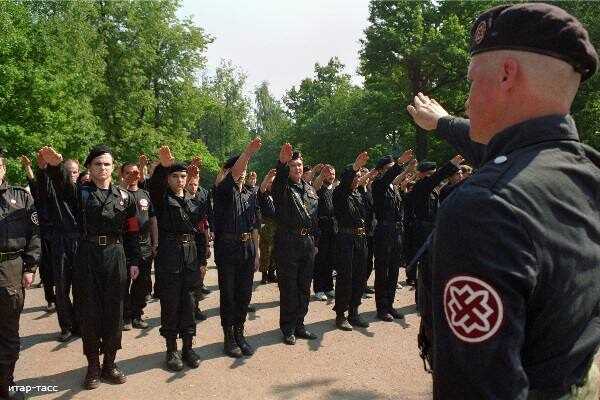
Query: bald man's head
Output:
[[466, 50, 581, 143]]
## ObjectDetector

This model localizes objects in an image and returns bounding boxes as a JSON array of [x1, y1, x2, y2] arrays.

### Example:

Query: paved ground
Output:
[[16, 254, 432, 400]]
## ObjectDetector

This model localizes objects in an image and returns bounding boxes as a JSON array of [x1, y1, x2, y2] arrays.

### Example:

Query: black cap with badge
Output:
[[470, 3, 598, 81], [84, 145, 113, 168]]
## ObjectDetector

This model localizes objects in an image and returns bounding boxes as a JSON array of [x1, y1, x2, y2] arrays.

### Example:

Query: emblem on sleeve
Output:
[[139, 199, 148, 207], [31, 211, 39, 226], [443, 276, 503, 343]]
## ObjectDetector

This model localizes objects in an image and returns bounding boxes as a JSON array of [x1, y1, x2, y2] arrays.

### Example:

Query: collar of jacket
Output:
[[483, 114, 580, 164]]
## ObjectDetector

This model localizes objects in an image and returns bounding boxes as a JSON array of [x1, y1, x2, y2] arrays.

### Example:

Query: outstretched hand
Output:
[[397, 149, 414, 165], [158, 146, 174, 168], [279, 143, 293, 164], [39, 146, 63, 167], [246, 137, 262, 155], [353, 151, 369, 171], [19, 155, 32, 169], [407, 93, 449, 131]]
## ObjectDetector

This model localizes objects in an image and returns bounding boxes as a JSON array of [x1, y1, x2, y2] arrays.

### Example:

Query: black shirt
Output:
[[332, 168, 367, 230], [432, 115, 600, 398], [128, 188, 155, 258], [372, 163, 405, 225], [213, 173, 259, 235], [317, 185, 336, 233], [272, 161, 318, 232]]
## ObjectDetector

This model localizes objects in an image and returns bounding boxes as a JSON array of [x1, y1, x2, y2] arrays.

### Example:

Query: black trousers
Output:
[[157, 240, 198, 339], [373, 225, 403, 313], [158, 271, 197, 339], [0, 282, 24, 364], [275, 232, 315, 336], [192, 235, 208, 304], [39, 236, 55, 304], [125, 256, 152, 320], [364, 236, 374, 288], [333, 233, 368, 313], [73, 241, 127, 356], [313, 229, 335, 293], [215, 238, 255, 327], [51, 235, 78, 333]]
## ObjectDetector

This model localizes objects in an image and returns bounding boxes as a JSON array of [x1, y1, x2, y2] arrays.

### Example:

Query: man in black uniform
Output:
[[273, 144, 319, 345], [185, 158, 212, 322], [312, 165, 336, 301], [410, 157, 462, 366], [371, 150, 413, 322], [332, 152, 377, 331], [407, 3, 600, 398], [46, 158, 82, 343], [120, 163, 157, 330], [41, 145, 141, 390], [0, 153, 40, 400], [213, 138, 261, 357], [149, 146, 202, 371], [20, 155, 55, 313]]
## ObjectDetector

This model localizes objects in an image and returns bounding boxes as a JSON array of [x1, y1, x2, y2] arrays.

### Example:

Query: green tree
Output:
[[194, 60, 252, 162]]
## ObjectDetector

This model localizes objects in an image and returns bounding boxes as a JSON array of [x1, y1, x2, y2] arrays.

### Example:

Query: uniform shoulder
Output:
[[7, 185, 34, 200]]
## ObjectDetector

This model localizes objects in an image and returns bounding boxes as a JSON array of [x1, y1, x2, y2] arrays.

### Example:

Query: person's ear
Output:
[[501, 58, 519, 91]]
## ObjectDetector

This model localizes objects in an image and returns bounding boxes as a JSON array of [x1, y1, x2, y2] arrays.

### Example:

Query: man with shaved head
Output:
[[408, 3, 600, 398]]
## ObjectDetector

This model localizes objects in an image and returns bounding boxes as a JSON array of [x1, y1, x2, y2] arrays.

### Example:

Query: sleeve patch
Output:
[[31, 212, 39, 226], [443, 275, 504, 343]]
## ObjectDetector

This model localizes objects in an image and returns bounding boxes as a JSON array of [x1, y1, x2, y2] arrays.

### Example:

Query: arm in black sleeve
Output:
[[148, 164, 169, 211], [431, 188, 535, 398], [337, 168, 357, 199], [379, 163, 405, 188], [46, 164, 77, 203], [436, 116, 485, 168], [123, 195, 142, 268], [272, 161, 289, 206], [22, 191, 41, 273], [258, 191, 276, 219], [414, 161, 459, 199]]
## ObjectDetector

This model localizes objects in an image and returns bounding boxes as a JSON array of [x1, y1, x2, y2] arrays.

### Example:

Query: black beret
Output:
[[375, 155, 394, 170], [168, 163, 187, 174], [292, 151, 302, 161], [84, 145, 112, 167], [223, 155, 240, 170], [418, 161, 437, 173], [470, 3, 598, 81]]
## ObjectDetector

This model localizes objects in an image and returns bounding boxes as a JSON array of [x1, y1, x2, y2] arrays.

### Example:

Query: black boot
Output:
[[83, 354, 101, 390], [0, 362, 11, 399], [101, 351, 126, 384], [165, 338, 183, 372], [348, 307, 370, 328], [182, 336, 200, 369], [335, 313, 353, 331], [233, 324, 254, 356], [223, 326, 242, 358]]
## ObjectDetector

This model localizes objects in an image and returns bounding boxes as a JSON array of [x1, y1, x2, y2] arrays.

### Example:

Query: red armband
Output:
[[125, 217, 140, 233]]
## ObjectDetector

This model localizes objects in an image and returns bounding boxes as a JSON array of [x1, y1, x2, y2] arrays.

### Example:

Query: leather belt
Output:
[[339, 227, 366, 236], [283, 227, 312, 237], [220, 232, 252, 242], [84, 234, 121, 246], [175, 233, 194, 244], [0, 250, 23, 263]]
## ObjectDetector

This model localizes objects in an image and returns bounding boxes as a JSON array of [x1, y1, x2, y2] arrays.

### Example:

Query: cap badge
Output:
[[474, 21, 487, 45]]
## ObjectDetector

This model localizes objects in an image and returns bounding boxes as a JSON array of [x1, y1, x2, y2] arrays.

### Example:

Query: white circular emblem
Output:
[[10, 199, 16, 205], [139, 199, 148, 207], [494, 155, 507, 164], [31, 212, 39, 226], [443, 276, 503, 343], [474, 21, 487, 45], [119, 201, 124, 206]]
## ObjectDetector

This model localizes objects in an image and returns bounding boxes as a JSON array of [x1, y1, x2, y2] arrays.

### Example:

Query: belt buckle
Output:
[[241, 233, 250, 242], [357, 227, 365, 236], [181, 234, 190, 243], [98, 235, 108, 246], [299, 228, 308, 236]]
